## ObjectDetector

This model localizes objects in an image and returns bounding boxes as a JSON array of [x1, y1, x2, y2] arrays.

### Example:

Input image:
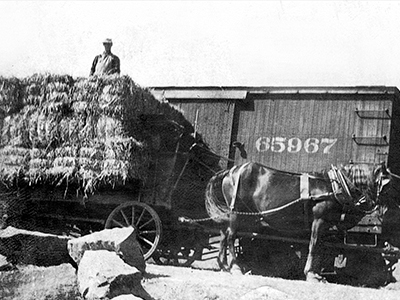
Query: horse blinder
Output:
[[376, 171, 391, 200]]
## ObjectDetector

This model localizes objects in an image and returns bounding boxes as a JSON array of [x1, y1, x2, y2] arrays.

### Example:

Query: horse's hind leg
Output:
[[218, 229, 229, 271]]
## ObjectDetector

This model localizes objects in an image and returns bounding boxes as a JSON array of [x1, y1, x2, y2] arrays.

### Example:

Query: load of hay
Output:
[[0, 74, 191, 197]]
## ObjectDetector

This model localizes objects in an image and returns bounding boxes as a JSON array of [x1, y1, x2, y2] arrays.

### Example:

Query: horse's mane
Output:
[[340, 163, 381, 208], [341, 164, 377, 189]]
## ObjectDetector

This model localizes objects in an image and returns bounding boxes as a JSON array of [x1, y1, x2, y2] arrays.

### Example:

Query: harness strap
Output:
[[300, 174, 310, 199], [229, 162, 250, 211], [300, 173, 310, 228]]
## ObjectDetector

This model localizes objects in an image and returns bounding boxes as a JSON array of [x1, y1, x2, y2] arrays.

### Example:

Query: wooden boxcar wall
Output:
[[151, 87, 400, 174]]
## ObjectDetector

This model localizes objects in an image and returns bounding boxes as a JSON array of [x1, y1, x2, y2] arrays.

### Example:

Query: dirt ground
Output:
[[144, 263, 400, 300], [1, 256, 400, 300], [1, 227, 400, 300]]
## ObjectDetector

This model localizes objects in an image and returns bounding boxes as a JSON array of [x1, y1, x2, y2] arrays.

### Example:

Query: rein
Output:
[[229, 192, 334, 216], [180, 195, 313, 223]]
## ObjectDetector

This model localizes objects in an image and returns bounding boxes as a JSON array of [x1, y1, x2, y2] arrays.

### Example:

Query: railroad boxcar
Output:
[[151, 86, 400, 173]]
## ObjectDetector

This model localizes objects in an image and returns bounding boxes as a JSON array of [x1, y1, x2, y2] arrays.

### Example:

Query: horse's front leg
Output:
[[227, 215, 242, 274], [304, 218, 327, 282], [218, 229, 229, 271]]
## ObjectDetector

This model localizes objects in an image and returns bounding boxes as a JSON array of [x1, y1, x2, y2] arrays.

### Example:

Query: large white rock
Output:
[[111, 295, 143, 300], [78, 250, 153, 300], [68, 227, 145, 273]]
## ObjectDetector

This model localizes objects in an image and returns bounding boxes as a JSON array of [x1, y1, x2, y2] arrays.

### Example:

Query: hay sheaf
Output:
[[0, 76, 23, 115], [0, 74, 191, 196]]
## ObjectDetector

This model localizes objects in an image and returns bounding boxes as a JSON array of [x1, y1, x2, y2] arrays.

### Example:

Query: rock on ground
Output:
[[0, 226, 74, 267], [78, 250, 153, 300], [68, 227, 145, 273]]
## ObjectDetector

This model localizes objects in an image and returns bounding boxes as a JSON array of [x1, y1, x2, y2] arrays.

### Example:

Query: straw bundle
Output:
[[0, 146, 29, 182], [22, 74, 74, 108], [78, 144, 103, 194], [0, 77, 22, 115], [47, 146, 78, 182], [27, 148, 49, 184], [1, 114, 30, 147], [0, 73, 190, 197]]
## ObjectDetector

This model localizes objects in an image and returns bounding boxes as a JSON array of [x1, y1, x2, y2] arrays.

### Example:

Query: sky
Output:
[[1, 1, 400, 87]]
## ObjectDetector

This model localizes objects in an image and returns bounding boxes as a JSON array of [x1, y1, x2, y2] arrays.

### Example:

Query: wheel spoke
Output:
[[140, 230, 157, 235], [120, 209, 130, 226], [139, 218, 154, 230], [112, 218, 125, 228], [131, 205, 135, 225], [137, 235, 155, 248], [135, 209, 146, 227]]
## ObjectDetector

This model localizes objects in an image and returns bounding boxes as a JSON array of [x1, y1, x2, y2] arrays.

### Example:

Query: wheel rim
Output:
[[105, 202, 162, 260]]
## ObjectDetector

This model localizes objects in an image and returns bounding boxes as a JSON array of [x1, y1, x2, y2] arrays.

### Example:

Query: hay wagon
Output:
[[0, 74, 220, 266]]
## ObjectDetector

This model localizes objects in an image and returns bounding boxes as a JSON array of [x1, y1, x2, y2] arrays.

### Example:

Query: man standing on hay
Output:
[[90, 38, 120, 76]]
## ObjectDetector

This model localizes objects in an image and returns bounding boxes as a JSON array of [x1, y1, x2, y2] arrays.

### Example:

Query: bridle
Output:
[[376, 168, 400, 209]]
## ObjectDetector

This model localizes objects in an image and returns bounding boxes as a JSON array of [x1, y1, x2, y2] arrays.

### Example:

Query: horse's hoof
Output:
[[306, 272, 326, 283], [222, 269, 230, 273], [230, 264, 243, 275]]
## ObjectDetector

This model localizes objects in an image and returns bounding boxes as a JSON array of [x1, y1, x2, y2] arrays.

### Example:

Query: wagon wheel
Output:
[[152, 228, 206, 267], [153, 243, 203, 267], [105, 202, 162, 260]]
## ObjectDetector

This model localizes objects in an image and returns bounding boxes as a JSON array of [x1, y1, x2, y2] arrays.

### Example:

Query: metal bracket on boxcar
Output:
[[352, 134, 389, 146], [355, 108, 391, 119]]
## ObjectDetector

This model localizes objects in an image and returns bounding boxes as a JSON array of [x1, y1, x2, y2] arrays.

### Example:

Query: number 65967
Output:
[[255, 137, 337, 154]]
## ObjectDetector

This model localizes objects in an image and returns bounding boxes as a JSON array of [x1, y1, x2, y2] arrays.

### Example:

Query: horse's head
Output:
[[375, 164, 400, 209], [340, 162, 395, 210], [370, 164, 400, 249]]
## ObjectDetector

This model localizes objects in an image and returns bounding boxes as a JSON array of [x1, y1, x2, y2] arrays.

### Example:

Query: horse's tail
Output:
[[205, 169, 231, 223]]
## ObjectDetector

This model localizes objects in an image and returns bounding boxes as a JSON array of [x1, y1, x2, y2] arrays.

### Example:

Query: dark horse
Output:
[[205, 161, 397, 281]]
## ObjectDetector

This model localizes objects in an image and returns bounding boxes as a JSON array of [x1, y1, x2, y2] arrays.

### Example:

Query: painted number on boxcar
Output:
[[255, 137, 337, 154]]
